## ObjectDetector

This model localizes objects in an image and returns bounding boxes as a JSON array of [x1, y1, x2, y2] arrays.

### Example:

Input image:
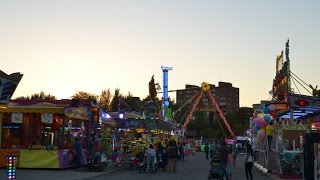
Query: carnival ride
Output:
[[150, 66, 235, 138], [179, 82, 235, 138]]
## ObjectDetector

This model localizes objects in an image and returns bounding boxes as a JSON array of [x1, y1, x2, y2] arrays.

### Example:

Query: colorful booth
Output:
[[0, 99, 99, 169]]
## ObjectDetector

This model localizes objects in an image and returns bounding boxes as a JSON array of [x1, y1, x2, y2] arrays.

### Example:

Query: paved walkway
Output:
[[0, 153, 290, 180], [0, 165, 127, 180]]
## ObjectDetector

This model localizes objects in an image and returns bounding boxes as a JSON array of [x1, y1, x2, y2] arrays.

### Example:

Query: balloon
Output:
[[258, 117, 265, 124], [255, 121, 262, 128], [263, 107, 270, 114], [264, 115, 271, 123], [269, 104, 276, 111], [270, 111, 277, 117], [259, 131, 266, 139], [257, 113, 264, 119], [262, 121, 268, 127]]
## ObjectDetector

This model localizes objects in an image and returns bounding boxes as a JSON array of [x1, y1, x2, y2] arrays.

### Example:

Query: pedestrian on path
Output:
[[146, 144, 156, 173], [231, 142, 239, 168], [74, 137, 82, 169], [209, 142, 215, 158], [204, 143, 209, 159], [178, 143, 185, 161], [166, 140, 178, 172], [245, 144, 254, 180], [219, 141, 230, 180], [227, 146, 234, 179]]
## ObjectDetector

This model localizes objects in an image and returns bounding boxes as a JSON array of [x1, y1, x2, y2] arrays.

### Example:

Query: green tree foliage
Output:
[[225, 108, 252, 136], [183, 107, 252, 139], [15, 96, 31, 100], [71, 91, 98, 102], [122, 93, 143, 112], [15, 91, 56, 100], [99, 89, 112, 111], [110, 88, 122, 112]]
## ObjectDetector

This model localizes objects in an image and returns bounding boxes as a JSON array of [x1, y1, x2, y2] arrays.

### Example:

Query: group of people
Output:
[[139, 139, 186, 173], [209, 141, 254, 180]]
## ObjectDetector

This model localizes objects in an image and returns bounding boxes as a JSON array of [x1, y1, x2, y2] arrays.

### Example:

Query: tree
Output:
[[30, 91, 56, 100], [15, 96, 31, 100], [122, 92, 143, 112], [110, 88, 122, 112], [71, 91, 98, 102], [99, 89, 112, 111], [14, 91, 55, 100]]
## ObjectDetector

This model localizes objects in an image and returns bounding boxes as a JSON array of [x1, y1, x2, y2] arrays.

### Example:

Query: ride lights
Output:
[[6, 155, 17, 180]]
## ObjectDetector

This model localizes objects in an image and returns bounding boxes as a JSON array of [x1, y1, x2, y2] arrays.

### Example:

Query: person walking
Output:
[[146, 144, 156, 173], [209, 142, 215, 158], [227, 146, 234, 179], [74, 137, 82, 169], [204, 143, 209, 159], [231, 142, 239, 169], [219, 141, 230, 180], [178, 143, 185, 161], [245, 144, 254, 180], [156, 142, 166, 169], [166, 140, 178, 172]]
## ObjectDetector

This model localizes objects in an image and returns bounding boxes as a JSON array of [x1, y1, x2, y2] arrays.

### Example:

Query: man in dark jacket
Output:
[[204, 143, 209, 159], [219, 141, 230, 180]]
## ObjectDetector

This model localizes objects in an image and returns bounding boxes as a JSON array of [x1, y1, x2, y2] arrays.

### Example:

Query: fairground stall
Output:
[[252, 40, 320, 179], [274, 96, 320, 179], [0, 99, 99, 169], [101, 111, 174, 156]]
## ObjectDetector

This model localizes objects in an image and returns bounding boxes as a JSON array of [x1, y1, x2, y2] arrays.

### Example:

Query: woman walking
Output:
[[227, 146, 234, 179], [245, 144, 254, 180], [166, 140, 178, 172]]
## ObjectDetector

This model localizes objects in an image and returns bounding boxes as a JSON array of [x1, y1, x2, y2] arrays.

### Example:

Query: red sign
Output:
[[311, 122, 320, 129]]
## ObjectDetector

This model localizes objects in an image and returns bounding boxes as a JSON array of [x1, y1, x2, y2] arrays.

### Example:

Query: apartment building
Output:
[[176, 82, 239, 114]]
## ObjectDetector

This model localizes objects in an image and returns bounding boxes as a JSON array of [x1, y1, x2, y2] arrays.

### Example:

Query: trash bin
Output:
[[6, 155, 18, 180]]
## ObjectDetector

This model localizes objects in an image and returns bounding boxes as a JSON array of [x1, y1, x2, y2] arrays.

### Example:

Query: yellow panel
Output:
[[20, 150, 59, 168]]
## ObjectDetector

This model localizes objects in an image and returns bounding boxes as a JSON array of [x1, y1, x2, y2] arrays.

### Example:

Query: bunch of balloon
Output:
[[251, 105, 275, 144]]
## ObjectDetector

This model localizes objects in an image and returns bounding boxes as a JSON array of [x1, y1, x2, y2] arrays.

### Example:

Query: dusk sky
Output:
[[1, 1, 320, 107]]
